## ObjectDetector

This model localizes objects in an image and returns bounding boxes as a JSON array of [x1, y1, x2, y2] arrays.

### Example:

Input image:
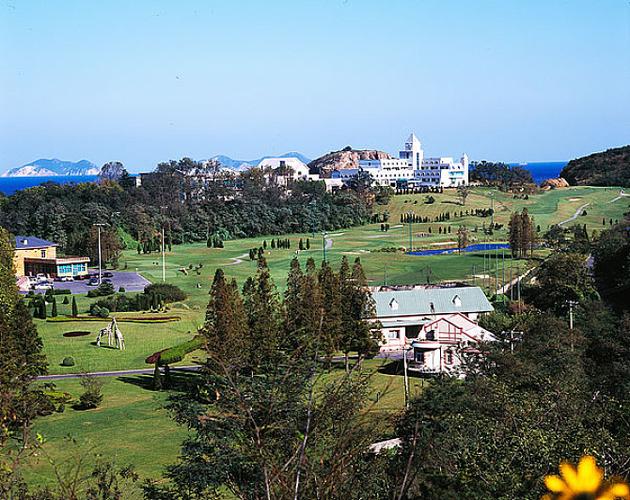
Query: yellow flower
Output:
[[543, 455, 630, 500]]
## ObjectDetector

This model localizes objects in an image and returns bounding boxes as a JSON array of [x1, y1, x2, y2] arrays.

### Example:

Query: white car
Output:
[[59, 276, 74, 282], [33, 283, 53, 290]]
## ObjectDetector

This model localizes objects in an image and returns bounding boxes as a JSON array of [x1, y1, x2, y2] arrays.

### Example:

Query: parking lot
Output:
[[27, 270, 151, 295]]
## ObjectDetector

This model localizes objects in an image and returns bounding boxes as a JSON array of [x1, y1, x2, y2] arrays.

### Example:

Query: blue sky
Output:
[[1, 0, 629, 172]]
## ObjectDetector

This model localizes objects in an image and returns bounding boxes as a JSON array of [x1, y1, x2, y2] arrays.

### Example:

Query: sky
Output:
[[1, 0, 629, 173]]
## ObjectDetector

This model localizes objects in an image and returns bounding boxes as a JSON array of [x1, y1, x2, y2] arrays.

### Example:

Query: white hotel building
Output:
[[332, 134, 469, 188]]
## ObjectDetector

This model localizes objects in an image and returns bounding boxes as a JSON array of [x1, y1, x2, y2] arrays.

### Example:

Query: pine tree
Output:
[[137, 242, 141, 254], [318, 261, 342, 366], [263, 240, 267, 250], [348, 258, 381, 364], [299, 238, 304, 250], [242, 257, 281, 368], [283, 257, 304, 349], [51, 297, 58, 317], [203, 269, 248, 371], [306, 238, 310, 250], [0, 228, 47, 475], [271, 238, 276, 249]]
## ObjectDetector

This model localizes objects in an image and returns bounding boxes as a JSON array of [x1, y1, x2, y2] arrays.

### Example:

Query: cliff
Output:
[[540, 178, 570, 189], [560, 145, 630, 187], [308, 147, 392, 177]]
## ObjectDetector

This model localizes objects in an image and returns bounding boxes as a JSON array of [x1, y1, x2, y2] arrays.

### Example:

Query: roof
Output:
[[15, 236, 57, 250], [373, 286, 493, 318]]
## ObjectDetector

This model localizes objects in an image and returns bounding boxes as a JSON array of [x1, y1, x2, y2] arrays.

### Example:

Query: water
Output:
[[0, 175, 99, 195], [408, 243, 510, 256], [510, 161, 568, 184]]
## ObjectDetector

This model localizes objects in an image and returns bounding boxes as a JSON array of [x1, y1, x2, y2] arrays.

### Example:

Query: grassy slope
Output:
[[24, 359, 410, 493], [25, 186, 629, 489]]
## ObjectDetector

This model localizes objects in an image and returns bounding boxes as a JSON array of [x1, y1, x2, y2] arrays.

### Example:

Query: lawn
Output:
[[24, 185, 629, 491], [23, 358, 414, 494]]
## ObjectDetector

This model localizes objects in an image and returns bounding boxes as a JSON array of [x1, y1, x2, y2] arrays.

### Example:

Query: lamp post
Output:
[[93, 223, 106, 285], [160, 206, 168, 282], [322, 231, 328, 263], [407, 211, 414, 252]]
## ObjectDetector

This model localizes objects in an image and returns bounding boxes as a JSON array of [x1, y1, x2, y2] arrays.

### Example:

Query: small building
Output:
[[256, 157, 321, 186], [372, 285, 495, 374], [13, 236, 89, 279]]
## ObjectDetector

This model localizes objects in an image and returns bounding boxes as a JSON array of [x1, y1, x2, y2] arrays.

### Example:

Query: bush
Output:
[[144, 283, 187, 303], [62, 296, 70, 305], [118, 286, 125, 293], [89, 304, 110, 318], [77, 374, 104, 410], [157, 335, 205, 365], [61, 356, 75, 366], [87, 282, 115, 298]]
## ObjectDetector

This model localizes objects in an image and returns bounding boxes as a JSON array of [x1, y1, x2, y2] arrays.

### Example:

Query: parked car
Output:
[[103, 271, 113, 278], [87, 278, 99, 286], [33, 283, 53, 290], [102, 278, 112, 284], [58, 276, 74, 282]]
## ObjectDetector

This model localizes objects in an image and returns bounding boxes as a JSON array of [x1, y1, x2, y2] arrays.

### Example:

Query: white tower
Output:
[[399, 133, 424, 170]]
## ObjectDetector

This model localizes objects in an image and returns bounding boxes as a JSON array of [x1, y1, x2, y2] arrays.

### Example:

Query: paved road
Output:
[[24, 270, 151, 295], [558, 203, 590, 226], [37, 365, 200, 381]]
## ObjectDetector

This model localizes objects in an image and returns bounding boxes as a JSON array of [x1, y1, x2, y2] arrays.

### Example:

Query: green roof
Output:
[[374, 287, 493, 318]]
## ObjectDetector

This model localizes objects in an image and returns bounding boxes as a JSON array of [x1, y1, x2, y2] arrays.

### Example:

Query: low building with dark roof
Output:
[[13, 236, 89, 279]]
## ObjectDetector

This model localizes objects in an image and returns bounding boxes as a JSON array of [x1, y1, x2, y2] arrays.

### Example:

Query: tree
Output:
[[51, 296, 58, 317], [0, 227, 47, 495], [87, 226, 123, 268], [98, 161, 126, 183], [242, 257, 281, 368], [509, 208, 535, 258], [318, 260, 343, 365], [457, 226, 469, 253], [457, 184, 470, 206], [71, 296, 78, 317]]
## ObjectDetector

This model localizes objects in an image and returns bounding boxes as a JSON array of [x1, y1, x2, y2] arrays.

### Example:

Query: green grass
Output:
[[24, 185, 629, 490], [23, 358, 413, 492]]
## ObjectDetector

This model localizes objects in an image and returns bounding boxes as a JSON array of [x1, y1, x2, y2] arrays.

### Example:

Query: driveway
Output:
[[26, 270, 151, 295]]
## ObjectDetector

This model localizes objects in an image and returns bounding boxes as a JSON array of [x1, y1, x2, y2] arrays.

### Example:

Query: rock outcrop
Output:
[[308, 146, 392, 177], [540, 177, 570, 189]]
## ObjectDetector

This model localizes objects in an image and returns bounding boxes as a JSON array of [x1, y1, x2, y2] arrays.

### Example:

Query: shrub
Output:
[[144, 283, 187, 303], [61, 356, 75, 366], [158, 335, 205, 366], [118, 286, 125, 293], [87, 282, 115, 298], [77, 374, 104, 410], [62, 296, 69, 305], [89, 304, 110, 318]]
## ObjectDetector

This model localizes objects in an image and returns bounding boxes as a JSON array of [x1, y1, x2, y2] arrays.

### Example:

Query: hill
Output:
[[308, 147, 391, 177], [560, 145, 630, 186], [211, 152, 311, 171], [2, 159, 99, 177]]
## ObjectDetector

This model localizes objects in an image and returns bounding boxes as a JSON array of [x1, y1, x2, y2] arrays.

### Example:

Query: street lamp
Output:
[[93, 223, 107, 285], [407, 211, 414, 252], [322, 231, 328, 263]]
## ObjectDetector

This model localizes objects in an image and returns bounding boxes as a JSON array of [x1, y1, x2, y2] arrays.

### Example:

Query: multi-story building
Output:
[[332, 133, 469, 188], [372, 285, 495, 375], [13, 236, 89, 279]]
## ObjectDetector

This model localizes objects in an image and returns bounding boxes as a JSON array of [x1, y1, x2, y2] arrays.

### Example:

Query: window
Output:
[[40, 249, 46, 258], [387, 330, 400, 340], [445, 350, 454, 365]]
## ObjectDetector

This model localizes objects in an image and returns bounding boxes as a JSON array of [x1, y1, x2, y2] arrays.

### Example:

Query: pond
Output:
[[408, 243, 510, 256]]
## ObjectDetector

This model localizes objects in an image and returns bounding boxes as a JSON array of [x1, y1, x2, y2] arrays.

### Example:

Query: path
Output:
[[558, 203, 590, 226], [225, 253, 249, 266], [609, 190, 630, 203], [37, 365, 200, 381]]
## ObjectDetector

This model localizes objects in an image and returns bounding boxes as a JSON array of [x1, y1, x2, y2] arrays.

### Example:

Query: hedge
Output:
[[143, 283, 187, 303], [146, 335, 205, 366], [47, 315, 181, 324]]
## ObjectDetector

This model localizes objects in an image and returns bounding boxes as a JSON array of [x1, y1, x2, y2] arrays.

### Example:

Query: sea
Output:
[[0, 175, 99, 195], [0, 162, 568, 196]]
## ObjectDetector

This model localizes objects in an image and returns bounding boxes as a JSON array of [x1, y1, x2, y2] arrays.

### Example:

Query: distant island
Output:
[[1, 158, 99, 177], [560, 145, 630, 187]]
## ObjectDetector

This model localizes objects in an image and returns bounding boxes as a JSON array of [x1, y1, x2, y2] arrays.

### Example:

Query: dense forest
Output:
[[560, 145, 630, 187], [469, 161, 534, 188], [0, 158, 371, 262]]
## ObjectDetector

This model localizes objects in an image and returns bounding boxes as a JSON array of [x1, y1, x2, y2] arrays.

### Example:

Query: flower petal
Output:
[[576, 456, 604, 493], [560, 463, 581, 492], [545, 474, 570, 494], [597, 482, 630, 500]]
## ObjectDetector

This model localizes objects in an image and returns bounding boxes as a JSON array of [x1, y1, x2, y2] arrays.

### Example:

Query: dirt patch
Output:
[[430, 241, 457, 246], [568, 198, 582, 201], [63, 331, 91, 338]]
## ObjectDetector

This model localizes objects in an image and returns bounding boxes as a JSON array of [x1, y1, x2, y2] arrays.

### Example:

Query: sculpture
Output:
[[95, 318, 125, 350]]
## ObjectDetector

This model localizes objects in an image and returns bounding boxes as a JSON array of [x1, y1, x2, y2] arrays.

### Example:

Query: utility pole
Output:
[[93, 223, 106, 285], [490, 192, 495, 227], [322, 231, 328, 263], [402, 346, 411, 409], [161, 227, 166, 282], [407, 211, 413, 252], [502, 249, 505, 294], [567, 300, 578, 330]]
